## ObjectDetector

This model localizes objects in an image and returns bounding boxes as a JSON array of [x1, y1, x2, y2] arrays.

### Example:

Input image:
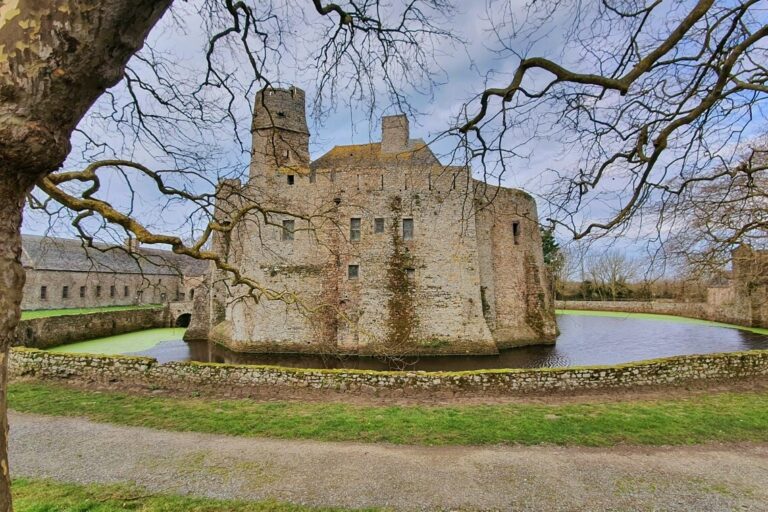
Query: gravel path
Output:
[[10, 410, 768, 511]]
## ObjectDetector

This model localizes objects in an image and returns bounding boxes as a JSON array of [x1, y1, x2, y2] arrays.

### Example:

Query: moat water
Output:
[[49, 311, 768, 371]]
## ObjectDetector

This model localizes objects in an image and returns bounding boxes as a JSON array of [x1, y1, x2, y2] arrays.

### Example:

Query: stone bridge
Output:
[[167, 301, 194, 327]]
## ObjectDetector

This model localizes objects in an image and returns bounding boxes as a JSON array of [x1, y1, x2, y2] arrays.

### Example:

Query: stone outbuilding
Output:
[[189, 86, 557, 355], [21, 234, 207, 311]]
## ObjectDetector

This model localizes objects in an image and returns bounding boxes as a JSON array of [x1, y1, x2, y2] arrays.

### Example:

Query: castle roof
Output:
[[311, 139, 441, 170], [21, 234, 209, 277]]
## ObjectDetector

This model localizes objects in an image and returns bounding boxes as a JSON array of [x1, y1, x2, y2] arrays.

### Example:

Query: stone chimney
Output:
[[381, 114, 409, 153]]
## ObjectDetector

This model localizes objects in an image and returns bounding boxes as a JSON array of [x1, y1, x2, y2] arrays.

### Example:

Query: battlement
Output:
[[252, 86, 309, 135]]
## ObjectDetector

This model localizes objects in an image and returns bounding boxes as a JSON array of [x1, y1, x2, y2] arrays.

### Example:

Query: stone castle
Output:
[[188, 86, 557, 355]]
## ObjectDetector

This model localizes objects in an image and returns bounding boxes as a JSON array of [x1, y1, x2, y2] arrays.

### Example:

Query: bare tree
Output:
[[662, 140, 768, 277], [0, 0, 453, 508], [443, 0, 768, 249], [585, 250, 639, 301]]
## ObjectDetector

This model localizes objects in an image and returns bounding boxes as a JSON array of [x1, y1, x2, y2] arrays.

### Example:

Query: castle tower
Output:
[[250, 86, 310, 180]]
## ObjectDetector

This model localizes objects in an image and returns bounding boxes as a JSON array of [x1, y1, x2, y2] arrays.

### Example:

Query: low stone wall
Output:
[[14, 307, 169, 349], [557, 300, 751, 326], [10, 347, 768, 397]]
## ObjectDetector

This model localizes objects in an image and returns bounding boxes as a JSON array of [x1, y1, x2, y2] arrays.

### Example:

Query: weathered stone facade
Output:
[[11, 347, 768, 398], [21, 235, 206, 311], [192, 86, 556, 355]]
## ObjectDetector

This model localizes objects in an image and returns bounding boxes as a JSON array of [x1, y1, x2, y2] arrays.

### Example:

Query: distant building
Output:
[[21, 235, 207, 311], [707, 245, 768, 328], [189, 86, 557, 355]]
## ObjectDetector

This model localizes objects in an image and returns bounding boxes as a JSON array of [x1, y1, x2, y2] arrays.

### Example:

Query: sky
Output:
[[22, 0, 768, 277]]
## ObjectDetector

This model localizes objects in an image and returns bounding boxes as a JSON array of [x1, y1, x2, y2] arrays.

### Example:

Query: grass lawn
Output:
[[21, 304, 162, 320], [555, 308, 768, 336], [9, 382, 768, 446], [13, 478, 366, 512]]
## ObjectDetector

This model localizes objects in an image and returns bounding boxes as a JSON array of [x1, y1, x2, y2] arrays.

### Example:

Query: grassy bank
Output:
[[555, 308, 768, 336], [9, 382, 768, 446], [21, 304, 162, 320], [13, 478, 361, 512]]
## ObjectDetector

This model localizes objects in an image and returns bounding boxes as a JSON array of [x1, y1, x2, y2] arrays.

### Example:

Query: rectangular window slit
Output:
[[512, 221, 520, 245], [287, 174, 295, 185], [62, 286, 68, 299], [348, 264, 359, 279], [282, 219, 295, 241], [403, 218, 414, 240], [350, 218, 361, 241], [40, 286, 47, 300], [374, 218, 385, 234]]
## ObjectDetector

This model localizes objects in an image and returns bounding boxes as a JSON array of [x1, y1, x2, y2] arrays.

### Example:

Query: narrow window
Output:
[[402, 218, 414, 240], [309, 170, 316, 184], [287, 174, 295, 185], [380, 175, 384, 190], [124, 286, 129, 297], [512, 221, 520, 245], [160, 292, 167, 302], [110, 285, 116, 298], [405, 268, 416, 281], [96, 285, 102, 298], [348, 264, 359, 279], [79, 286, 86, 298], [350, 218, 361, 241], [190, 289, 195, 300], [374, 218, 385, 234], [137, 290, 143, 301], [40, 286, 47, 300], [62, 286, 69, 299], [282, 219, 295, 241]]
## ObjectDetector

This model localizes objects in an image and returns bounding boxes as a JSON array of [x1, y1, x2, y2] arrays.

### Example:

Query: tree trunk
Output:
[[0, 1, 174, 509], [0, 174, 34, 511]]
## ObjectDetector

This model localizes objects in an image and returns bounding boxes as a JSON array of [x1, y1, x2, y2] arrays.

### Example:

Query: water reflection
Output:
[[131, 314, 768, 371]]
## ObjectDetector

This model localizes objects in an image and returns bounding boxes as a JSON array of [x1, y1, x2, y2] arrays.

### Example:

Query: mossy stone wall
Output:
[[10, 348, 768, 397], [13, 307, 168, 349]]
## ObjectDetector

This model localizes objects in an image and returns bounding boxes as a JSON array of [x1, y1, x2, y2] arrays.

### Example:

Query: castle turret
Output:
[[250, 86, 310, 180]]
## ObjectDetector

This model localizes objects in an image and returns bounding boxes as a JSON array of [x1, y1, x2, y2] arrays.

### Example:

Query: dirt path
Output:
[[10, 411, 768, 511]]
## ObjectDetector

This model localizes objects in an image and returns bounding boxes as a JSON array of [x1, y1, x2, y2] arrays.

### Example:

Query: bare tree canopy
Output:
[[442, 0, 767, 250]]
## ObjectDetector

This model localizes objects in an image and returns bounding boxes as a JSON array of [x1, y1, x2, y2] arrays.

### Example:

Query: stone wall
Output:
[[10, 347, 768, 397], [14, 307, 169, 349], [557, 300, 751, 327]]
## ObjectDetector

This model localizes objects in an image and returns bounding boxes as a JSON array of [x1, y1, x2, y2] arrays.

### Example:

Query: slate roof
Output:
[[310, 139, 441, 170], [21, 235, 209, 277]]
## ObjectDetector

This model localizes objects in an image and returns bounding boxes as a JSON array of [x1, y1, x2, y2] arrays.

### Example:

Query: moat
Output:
[[48, 311, 768, 371]]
